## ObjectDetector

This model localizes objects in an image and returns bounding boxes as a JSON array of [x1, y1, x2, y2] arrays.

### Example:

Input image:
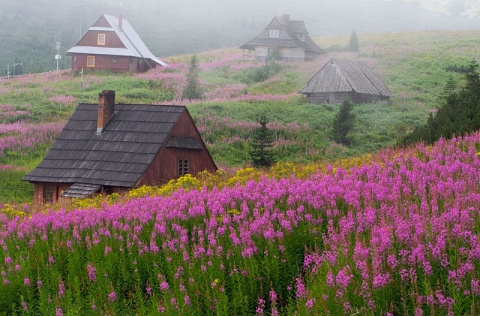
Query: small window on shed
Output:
[[178, 159, 189, 176], [269, 29, 280, 38], [87, 56, 95, 68], [98, 34, 106, 45], [44, 185, 54, 204]]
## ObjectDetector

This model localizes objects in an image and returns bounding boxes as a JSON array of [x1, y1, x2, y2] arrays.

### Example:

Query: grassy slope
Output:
[[1, 29, 480, 204]]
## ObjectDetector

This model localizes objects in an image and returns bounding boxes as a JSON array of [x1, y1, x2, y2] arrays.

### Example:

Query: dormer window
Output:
[[269, 29, 279, 38], [97, 34, 106, 45]]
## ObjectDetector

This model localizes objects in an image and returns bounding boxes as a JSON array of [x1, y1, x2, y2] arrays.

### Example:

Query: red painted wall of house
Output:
[[76, 30, 125, 48], [71, 54, 132, 72], [137, 110, 217, 186], [93, 15, 111, 28]]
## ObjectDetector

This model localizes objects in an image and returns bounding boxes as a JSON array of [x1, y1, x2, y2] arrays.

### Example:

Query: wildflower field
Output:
[[1, 132, 480, 315], [1, 29, 480, 313]]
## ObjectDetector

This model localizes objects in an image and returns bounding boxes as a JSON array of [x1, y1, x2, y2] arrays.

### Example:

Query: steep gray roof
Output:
[[67, 14, 167, 67], [22, 103, 186, 187], [240, 15, 323, 54], [299, 59, 392, 97]]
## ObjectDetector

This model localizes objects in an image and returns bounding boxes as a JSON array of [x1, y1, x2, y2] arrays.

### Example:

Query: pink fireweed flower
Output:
[[56, 307, 63, 316], [58, 280, 65, 297], [108, 291, 117, 302], [4, 257, 12, 265], [306, 298, 315, 308], [184, 295, 191, 306], [87, 263, 96, 282], [296, 277, 307, 299], [160, 281, 169, 291], [24, 278, 31, 286], [22, 301, 27, 311], [256, 298, 265, 315]]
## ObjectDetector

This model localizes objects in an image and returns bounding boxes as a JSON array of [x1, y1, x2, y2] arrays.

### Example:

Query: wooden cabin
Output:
[[22, 91, 216, 204], [240, 14, 324, 62], [299, 59, 392, 104], [67, 14, 167, 73]]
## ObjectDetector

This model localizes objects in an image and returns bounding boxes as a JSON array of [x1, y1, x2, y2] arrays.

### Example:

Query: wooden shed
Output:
[[240, 14, 324, 62], [22, 91, 216, 204], [299, 59, 392, 104], [67, 14, 167, 73]]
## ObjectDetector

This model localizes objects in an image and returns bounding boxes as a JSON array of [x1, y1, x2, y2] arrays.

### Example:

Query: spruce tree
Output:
[[348, 31, 359, 52], [331, 100, 356, 145], [182, 55, 203, 100], [249, 114, 276, 168]]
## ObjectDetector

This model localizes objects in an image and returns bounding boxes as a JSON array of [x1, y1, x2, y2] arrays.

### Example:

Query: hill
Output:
[[0, 29, 480, 203], [0, 0, 479, 75]]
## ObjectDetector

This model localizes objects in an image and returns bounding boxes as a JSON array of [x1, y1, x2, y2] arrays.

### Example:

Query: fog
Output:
[[93, 0, 479, 56], [1, 0, 479, 73]]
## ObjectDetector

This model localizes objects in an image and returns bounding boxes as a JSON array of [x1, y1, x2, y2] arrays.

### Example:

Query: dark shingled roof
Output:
[[240, 15, 324, 54], [299, 59, 392, 97], [23, 103, 187, 188]]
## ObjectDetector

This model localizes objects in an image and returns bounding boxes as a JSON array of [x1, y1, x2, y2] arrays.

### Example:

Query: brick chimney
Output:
[[118, 14, 123, 32], [97, 90, 115, 135]]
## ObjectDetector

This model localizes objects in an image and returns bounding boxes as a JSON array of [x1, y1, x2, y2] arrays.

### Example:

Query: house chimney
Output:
[[118, 14, 123, 31], [97, 90, 115, 135]]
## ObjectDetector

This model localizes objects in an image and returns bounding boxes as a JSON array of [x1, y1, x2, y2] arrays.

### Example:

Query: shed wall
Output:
[[306, 92, 354, 104]]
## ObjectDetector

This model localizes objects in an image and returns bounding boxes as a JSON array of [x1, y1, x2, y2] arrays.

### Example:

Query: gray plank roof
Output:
[[22, 103, 186, 187], [299, 59, 392, 97], [240, 15, 323, 54], [61, 183, 101, 199], [67, 14, 167, 67]]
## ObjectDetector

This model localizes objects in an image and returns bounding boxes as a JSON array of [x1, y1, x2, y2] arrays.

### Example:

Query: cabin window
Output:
[[43, 185, 54, 204], [97, 34, 106, 45], [87, 56, 95, 68], [269, 29, 279, 38], [178, 159, 189, 176]]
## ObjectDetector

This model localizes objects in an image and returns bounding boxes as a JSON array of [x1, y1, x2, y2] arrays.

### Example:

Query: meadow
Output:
[[0, 29, 480, 314], [1, 131, 480, 315], [2, 30, 480, 204]]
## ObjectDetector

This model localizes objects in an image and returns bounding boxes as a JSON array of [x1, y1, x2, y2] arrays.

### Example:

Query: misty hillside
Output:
[[0, 0, 478, 75], [393, 0, 480, 17]]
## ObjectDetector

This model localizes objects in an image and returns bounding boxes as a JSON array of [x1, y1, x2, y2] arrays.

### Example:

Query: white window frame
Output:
[[269, 29, 280, 38]]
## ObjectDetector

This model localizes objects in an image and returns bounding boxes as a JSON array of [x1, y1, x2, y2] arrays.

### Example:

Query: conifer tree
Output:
[[249, 114, 276, 168], [331, 100, 356, 145], [348, 31, 359, 52], [182, 55, 203, 100]]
